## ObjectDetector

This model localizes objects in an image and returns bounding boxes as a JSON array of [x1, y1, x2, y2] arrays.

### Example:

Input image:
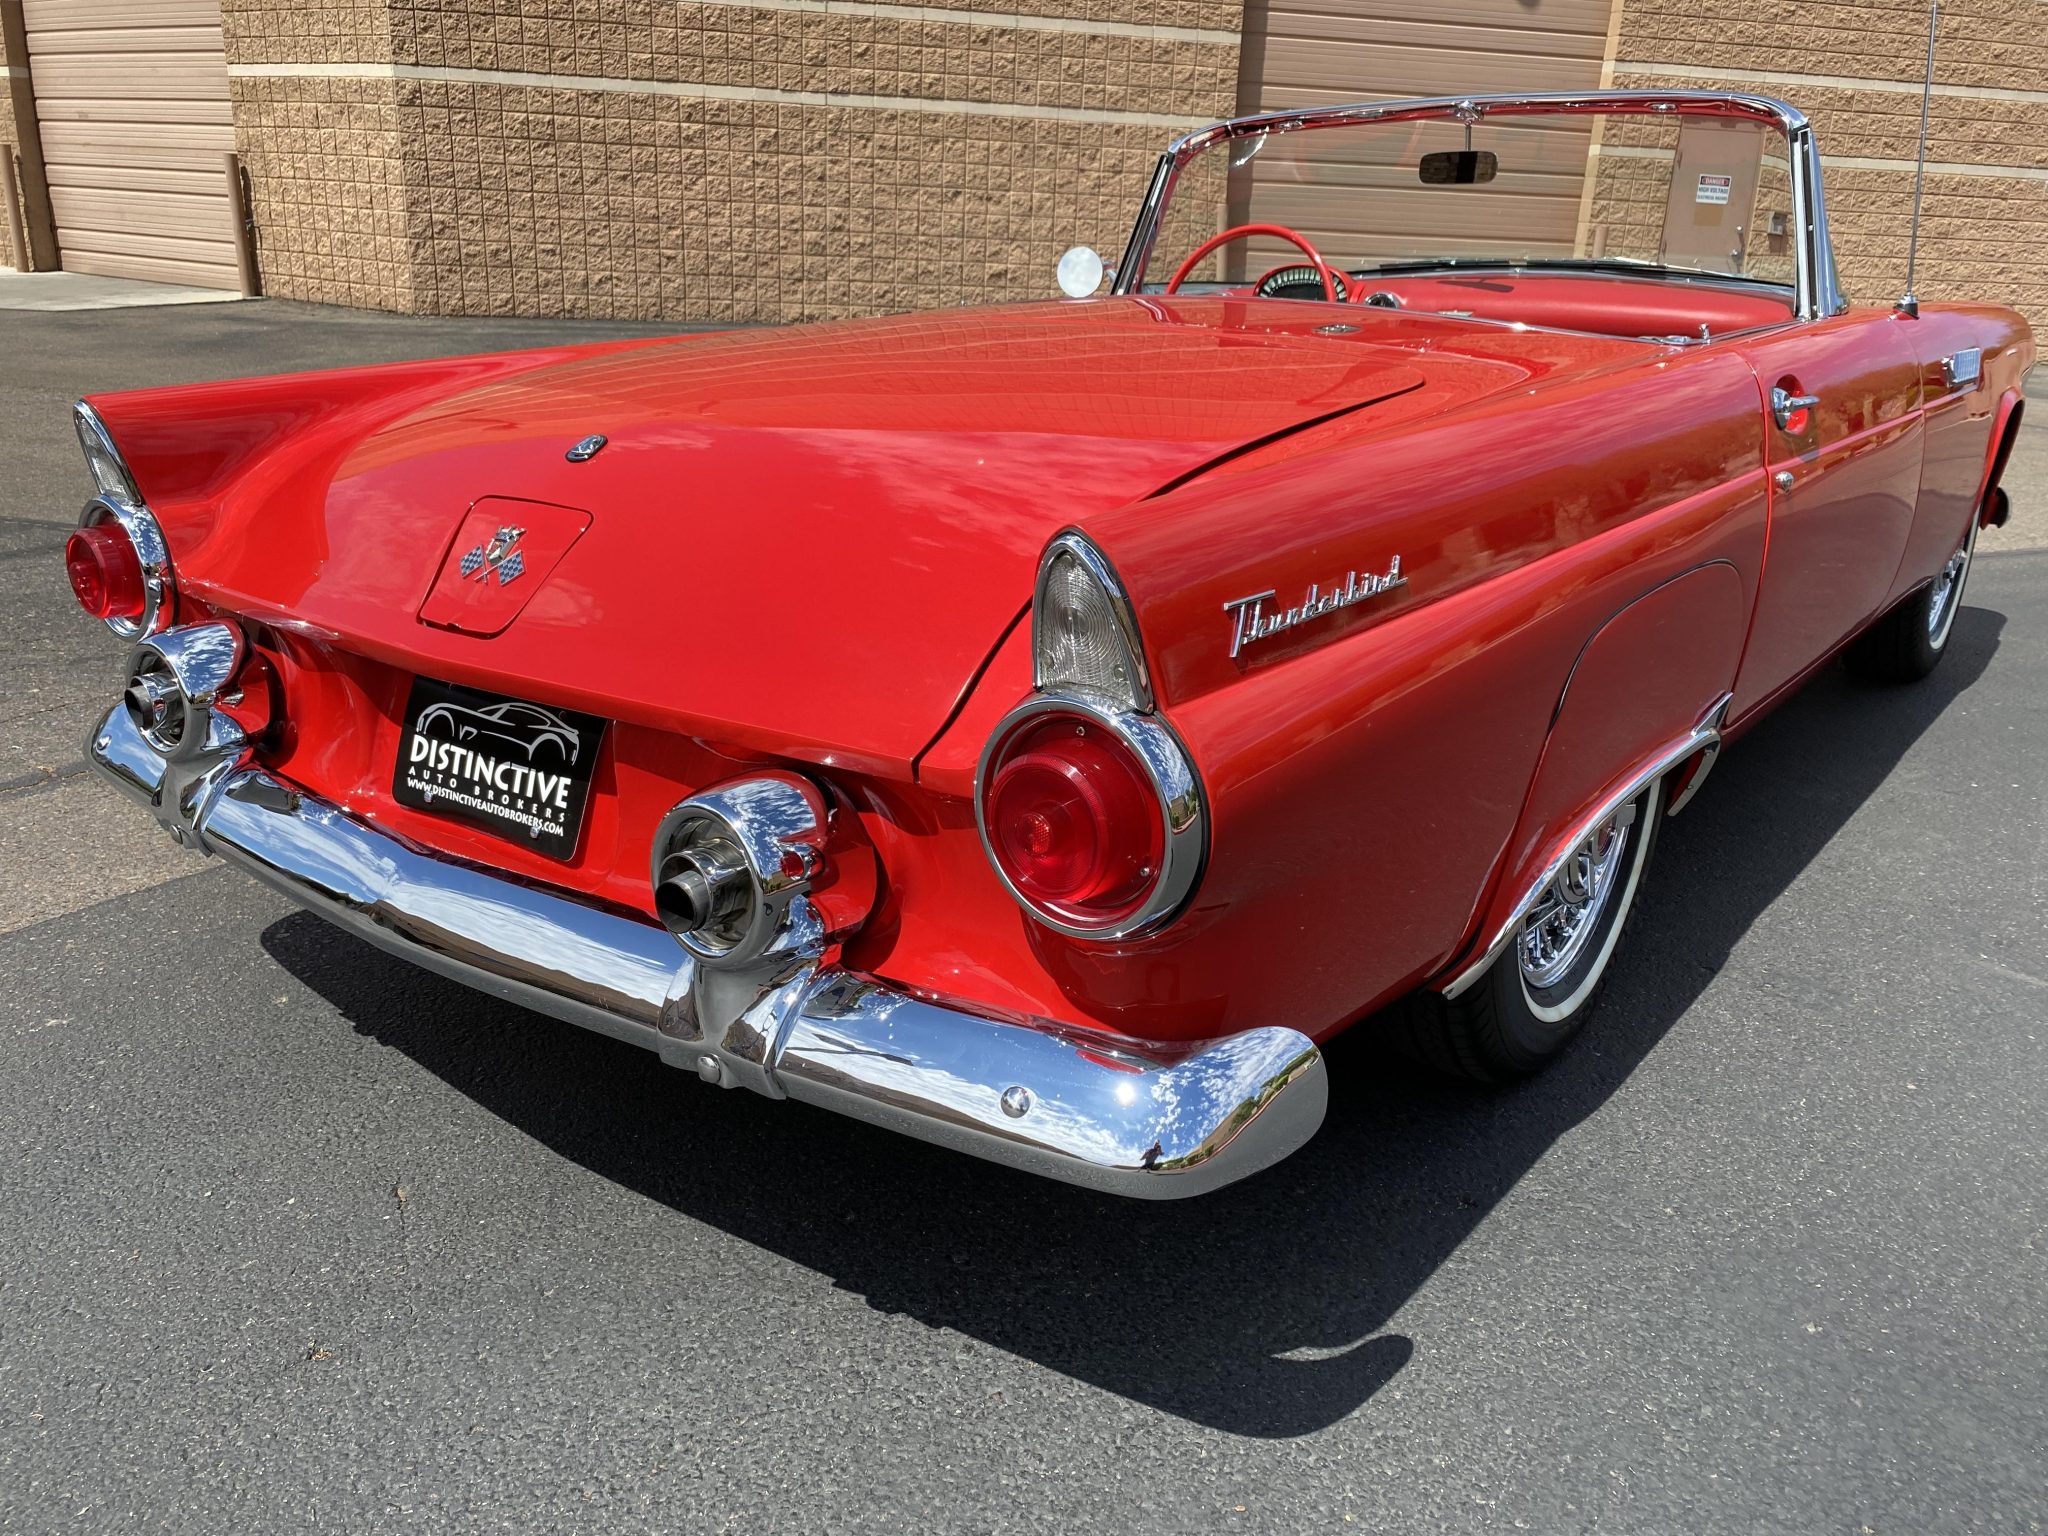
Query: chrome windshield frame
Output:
[[1112, 89, 1847, 323]]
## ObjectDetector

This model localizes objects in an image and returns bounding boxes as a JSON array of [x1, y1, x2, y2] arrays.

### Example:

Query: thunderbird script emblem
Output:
[[459, 525, 526, 587], [1222, 555, 1406, 659]]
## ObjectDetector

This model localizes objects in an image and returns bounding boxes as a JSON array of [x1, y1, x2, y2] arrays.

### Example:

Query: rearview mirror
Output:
[[1419, 150, 1498, 186]]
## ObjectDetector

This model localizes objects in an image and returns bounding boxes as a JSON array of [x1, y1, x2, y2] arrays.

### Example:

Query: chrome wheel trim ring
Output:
[[1516, 793, 1651, 1024], [1519, 809, 1631, 990], [1926, 520, 1977, 650]]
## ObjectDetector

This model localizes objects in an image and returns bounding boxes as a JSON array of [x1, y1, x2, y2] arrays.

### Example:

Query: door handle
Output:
[[1771, 387, 1820, 431], [1773, 470, 1796, 492]]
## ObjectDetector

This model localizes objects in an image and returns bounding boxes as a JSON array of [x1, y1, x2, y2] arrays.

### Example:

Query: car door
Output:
[[1729, 313, 1926, 715], [1886, 309, 2000, 607]]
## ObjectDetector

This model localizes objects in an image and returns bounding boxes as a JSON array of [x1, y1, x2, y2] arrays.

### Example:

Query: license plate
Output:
[[392, 678, 606, 861]]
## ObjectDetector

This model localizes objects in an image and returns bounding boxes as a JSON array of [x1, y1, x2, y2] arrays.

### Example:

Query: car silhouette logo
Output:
[[458, 525, 526, 587], [413, 699, 581, 766]]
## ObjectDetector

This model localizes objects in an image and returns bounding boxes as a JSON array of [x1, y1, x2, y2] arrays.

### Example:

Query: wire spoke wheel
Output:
[[1925, 522, 1977, 650], [1518, 803, 1636, 991]]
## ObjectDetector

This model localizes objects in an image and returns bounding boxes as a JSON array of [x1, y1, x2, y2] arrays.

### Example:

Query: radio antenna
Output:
[[1897, 0, 1939, 317]]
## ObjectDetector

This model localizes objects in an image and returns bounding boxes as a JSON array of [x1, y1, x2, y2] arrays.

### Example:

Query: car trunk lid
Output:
[[165, 299, 1456, 773]]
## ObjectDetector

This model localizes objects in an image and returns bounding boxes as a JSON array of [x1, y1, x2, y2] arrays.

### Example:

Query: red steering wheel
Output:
[[1165, 223, 1338, 301]]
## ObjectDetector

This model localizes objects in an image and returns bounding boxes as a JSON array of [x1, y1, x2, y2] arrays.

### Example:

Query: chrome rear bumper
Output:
[[89, 704, 1326, 1198]]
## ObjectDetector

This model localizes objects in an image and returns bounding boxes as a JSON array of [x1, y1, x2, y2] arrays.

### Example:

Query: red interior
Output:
[[1340, 271, 1793, 339]]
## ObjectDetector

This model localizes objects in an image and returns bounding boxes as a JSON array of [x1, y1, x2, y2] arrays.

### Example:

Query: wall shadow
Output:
[[261, 606, 2003, 1439]]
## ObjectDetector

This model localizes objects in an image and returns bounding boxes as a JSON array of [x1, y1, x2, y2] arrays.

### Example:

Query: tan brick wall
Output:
[[213, 0, 2044, 331], [1612, 0, 2048, 332], [400, 86, 1179, 321], [222, 0, 395, 65], [220, 0, 1240, 320], [1615, 0, 2046, 90], [228, 74, 414, 309]]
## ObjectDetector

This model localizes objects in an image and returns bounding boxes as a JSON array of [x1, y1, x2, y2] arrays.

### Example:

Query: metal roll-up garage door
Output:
[[23, 0, 238, 289], [1233, 0, 1617, 266]]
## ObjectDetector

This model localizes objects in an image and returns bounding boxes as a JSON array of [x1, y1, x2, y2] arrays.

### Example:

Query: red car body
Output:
[[68, 92, 2033, 1196]]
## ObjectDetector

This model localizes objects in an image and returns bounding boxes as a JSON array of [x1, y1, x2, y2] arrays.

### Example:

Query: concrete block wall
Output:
[[19, 0, 2043, 333], [1611, 0, 2048, 331], [220, 0, 1242, 321]]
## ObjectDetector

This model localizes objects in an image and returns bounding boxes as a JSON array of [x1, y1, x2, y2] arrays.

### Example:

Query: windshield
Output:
[[1136, 109, 1798, 296]]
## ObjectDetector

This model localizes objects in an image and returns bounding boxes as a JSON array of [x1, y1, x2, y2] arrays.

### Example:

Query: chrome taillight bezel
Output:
[[72, 403, 175, 640], [974, 690, 1206, 942], [78, 495, 176, 640]]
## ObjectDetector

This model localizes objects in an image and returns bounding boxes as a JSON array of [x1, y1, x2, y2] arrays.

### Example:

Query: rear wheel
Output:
[[1847, 519, 1978, 684], [1400, 781, 1662, 1082]]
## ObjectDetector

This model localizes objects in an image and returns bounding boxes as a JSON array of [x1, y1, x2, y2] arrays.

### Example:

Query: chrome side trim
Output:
[[973, 689, 1207, 942], [1438, 693, 1732, 1000], [1662, 696, 1732, 817], [86, 697, 1316, 1199], [1113, 89, 1844, 322]]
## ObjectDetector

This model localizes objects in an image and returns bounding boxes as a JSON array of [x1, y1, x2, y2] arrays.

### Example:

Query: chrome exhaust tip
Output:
[[123, 621, 246, 761], [653, 835, 753, 939], [650, 770, 878, 971]]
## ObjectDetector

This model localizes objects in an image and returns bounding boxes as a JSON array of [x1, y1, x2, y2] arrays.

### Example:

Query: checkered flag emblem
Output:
[[456, 525, 525, 586]]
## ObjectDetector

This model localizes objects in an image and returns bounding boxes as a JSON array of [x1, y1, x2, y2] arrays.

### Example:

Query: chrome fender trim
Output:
[[1438, 693, 1732, 1001], [86, 705, 1326, 1199]]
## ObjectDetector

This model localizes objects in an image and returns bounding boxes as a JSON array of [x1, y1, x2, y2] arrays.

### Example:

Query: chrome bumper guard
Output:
[[89, 704, 1326, 1198]]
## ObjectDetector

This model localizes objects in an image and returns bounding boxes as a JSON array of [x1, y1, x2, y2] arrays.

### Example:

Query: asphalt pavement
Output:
[[2, 298, 2043, 1534]]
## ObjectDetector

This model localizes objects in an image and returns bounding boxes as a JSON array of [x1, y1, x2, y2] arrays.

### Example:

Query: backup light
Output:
[[1033, 532, 1151, 712], [75, 401, 142, 504]]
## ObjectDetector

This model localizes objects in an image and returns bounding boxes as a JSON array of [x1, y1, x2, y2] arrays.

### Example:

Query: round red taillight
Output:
[[983, 715, 1165, 927], [65, 524, 146, 621]]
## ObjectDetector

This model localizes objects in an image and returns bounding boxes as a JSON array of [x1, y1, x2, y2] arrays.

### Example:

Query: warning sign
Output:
[[1696, 174, 1733, 206]]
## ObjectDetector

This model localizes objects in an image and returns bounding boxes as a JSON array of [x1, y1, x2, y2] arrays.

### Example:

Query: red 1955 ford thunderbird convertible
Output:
[[63, 91, 2031, 1196]]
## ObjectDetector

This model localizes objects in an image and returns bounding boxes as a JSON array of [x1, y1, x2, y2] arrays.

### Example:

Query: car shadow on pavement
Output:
[[262, 607, 2002, 1439]]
